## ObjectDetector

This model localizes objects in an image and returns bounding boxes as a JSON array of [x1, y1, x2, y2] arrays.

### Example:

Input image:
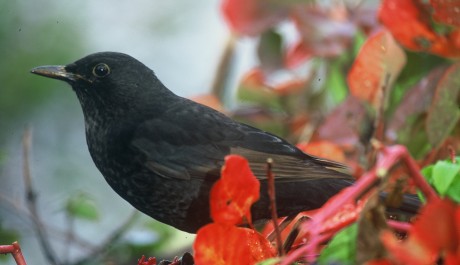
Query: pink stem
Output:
[[0, 242, 27, 265], [387, 220, 412, 232]]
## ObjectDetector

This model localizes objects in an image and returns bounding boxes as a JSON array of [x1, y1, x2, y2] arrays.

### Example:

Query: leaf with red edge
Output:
[[386, 65, 448, 142], [297, 140, 346, 163], [379, 0, 460, 58], [193, 224, 275, 265], [285, 41, 312, 69], [430, 0, 460, 27], [426, 62, 460, 148], [210, 155, 260, 226], [221, 0, 288, 36], [347, 29, 406, 107]]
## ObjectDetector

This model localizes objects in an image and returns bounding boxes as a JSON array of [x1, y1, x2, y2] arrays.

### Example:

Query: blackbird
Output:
[[30, 52, 355, 233]]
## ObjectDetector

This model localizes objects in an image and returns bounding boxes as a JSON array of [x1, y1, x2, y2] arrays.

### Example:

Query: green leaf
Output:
[[65, 193, 99, 221], [0, 224, 20, 245], [0, 221, 21, 261], [432, 161, 460, 195], [421, 157, 460, 203], [318, 224, 357, 265], [258, 29, 283, 72], [326, 60, 347, 104], [237, 84, 282, 110]]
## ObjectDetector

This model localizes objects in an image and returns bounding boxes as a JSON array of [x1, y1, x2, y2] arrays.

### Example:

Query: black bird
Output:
[[30, 52, 354, 233]]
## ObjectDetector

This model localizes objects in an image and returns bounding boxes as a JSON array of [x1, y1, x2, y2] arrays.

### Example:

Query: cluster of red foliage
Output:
[[189, 0, 460, 264], [193, 155, 276, 264], [188, 148, 459, 264]]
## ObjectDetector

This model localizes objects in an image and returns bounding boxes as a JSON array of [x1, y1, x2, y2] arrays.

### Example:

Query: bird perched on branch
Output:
[[30, 52, 359, 233]]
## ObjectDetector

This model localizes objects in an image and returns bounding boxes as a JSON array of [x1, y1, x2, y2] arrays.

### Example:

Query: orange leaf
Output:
[[347, 29, 406, 107], [194, 224, 275, 265], [273, 79, 307, 95], [210, 155, 260, 226], [297, 140, 346, 163], [241, 68, 266, 88], [191, 94, 225, 112]]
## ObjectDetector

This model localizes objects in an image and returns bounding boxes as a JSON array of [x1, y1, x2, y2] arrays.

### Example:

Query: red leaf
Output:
[[381, 230, 436, 265], [347, 29, 406, 107], [138, 256, 157, 265], [412, 199, 457, 254], [379, 0, 460, 58], [381, 199, 460, 264], [245, 228, 277, 261], [430, 0, 460, 27], [221, 0, 288, 36], [210, 155, 260, 226], [194, 224, 274, 265]]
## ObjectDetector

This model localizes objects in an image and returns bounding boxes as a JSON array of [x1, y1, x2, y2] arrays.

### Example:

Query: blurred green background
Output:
[[0, 1, 234, 264]]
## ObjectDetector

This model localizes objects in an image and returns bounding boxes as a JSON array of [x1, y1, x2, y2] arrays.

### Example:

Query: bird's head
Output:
[[31, 52, 173, 119]]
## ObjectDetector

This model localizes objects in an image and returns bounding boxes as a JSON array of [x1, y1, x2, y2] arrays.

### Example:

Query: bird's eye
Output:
[[92, 63, 111, 77]]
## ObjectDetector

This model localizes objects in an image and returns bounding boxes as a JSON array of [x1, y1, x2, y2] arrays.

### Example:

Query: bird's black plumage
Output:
[[31, 52, 353, 233]]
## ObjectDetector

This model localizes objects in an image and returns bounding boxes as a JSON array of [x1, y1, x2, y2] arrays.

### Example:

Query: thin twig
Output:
[[72, 211, 139, 265], [266, 214, 296, 242], [448, 145, 456, 163], [387, 220, 412, 232], [22, 128, 60, 265], [367, 73, 391, 168], [282, 215, 310, 253], [0, 193, 95, 251], [266, 158, 285, 256]]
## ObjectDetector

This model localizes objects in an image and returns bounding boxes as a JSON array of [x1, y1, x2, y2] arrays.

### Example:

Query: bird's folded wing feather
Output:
[[131, 99, 350, 181]]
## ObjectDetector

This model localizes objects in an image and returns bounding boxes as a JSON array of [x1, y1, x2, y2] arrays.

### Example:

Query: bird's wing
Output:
[[131, 99, 350, 181]]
